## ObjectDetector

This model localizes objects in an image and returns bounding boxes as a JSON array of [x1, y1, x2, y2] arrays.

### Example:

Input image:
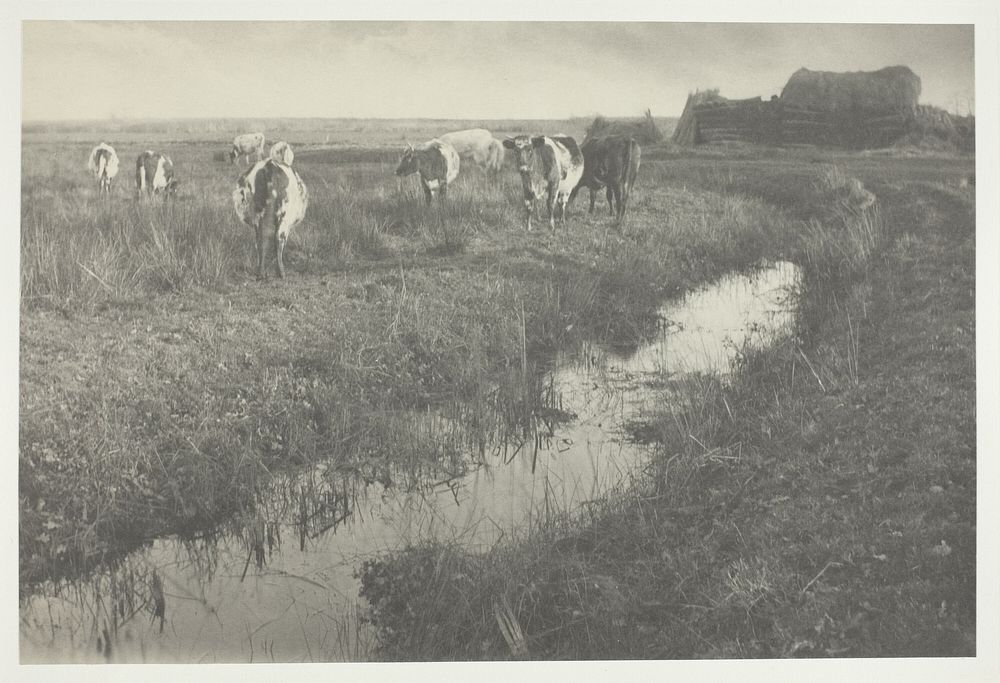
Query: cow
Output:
[[232, 159, 308, 280], [502, 135, 585, 231], [230, 132, 266, 165], [394, 139, 460, 205], [135, 151, 180, 198], [569, 136, 641, 222], [87, 143, 120, 196], [269, 141, 294, 165], [438, 128, 506, 175]]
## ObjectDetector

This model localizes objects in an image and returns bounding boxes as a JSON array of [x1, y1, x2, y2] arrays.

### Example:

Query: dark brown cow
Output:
[[570, 136, 641, 222]]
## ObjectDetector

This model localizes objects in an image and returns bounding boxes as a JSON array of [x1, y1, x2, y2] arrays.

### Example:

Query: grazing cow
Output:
[[135, 151, 180, 198], [570, 136, 641, 222], [502, 135, 584, 231], [230, 132, 266, 165], [87, 143, 120, 196], [395, 140, 460, 204], [269, 141, 294, 165], [438, 128, 506, 175], [232, 159, 308, 279]]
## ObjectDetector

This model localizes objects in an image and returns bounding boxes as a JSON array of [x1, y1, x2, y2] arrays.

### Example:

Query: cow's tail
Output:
[[135, 155, 146, 192], [88, 147, 101, 175], [96, 153, 107, 180], [487, 138, 505, 175], [620, 138, 641, 214]]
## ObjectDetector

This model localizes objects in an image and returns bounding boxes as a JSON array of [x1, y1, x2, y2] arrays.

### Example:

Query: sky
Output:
[[21, 21, 975, 121]]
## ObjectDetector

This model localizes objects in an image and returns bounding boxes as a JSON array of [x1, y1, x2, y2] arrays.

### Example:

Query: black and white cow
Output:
[[135, 151, 180, 198], [269, 141, 294, 165], [570, 136, 641, 222], [394, 140, 460, 204], [230, 132, 266, 165], [87, 143, 120, 196], [232, 159, 308, 280], [438, 128, 505, 175], [502, 135, 585, 231]]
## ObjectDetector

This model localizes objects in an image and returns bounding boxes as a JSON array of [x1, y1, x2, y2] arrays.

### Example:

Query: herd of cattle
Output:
[[86, 128, 642, 278]]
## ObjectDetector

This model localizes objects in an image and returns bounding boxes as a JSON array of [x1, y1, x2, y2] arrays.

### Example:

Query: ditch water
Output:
[[19, 261, 801, 663]]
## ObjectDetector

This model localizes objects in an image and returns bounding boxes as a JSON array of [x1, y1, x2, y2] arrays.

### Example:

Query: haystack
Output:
[[672, 90, 729, 145], [585, 109, 664, 145], [781, 66, 921, 115], [894, 105, 975, 153]]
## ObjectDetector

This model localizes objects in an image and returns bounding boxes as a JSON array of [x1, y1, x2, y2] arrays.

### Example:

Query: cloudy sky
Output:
[[21, 21, 975, 121]]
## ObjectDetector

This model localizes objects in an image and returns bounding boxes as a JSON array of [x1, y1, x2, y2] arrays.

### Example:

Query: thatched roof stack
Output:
[[672, 65, 972, 150], [780, 66, 922, 115]]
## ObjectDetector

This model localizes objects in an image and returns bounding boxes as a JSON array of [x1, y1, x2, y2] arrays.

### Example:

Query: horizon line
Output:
[[21, 113, 680, 125]]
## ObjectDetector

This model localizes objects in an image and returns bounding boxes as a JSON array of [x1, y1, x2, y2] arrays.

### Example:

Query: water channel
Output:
[[20, 261, 801, 663]]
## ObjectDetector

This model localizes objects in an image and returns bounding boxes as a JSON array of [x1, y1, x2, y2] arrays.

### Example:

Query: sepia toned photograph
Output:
[[10, 2, 997, 676]]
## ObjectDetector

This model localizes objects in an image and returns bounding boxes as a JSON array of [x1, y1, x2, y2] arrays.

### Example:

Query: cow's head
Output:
[[165, 179, 181, 197], [503, 136, 546, 175], [395, 144, 419, 176]]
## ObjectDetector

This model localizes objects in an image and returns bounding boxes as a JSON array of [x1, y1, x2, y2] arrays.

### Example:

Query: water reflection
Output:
[[20, 261, 800, 663]]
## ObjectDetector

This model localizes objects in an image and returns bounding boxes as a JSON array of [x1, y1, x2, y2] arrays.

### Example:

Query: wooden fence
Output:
[[673, 94, 912, 148]]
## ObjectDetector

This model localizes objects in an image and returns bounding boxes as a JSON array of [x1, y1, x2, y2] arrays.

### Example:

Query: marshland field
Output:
[[18, 117, 976, 662]]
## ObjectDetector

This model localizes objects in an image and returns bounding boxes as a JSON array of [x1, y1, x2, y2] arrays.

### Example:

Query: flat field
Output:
[[19, 118, 976, 660]]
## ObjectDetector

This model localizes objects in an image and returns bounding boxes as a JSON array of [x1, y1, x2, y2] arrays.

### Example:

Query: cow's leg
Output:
[[558, 193, 570, 226], [275, 231, 286, 279], [523, 197, 533, 231], [257, 221, 271, 280], [620, 184, 632, 220], [439, 182, 448, 201], [606, 186, 616, 216], [588, 188, 597, 214], [251, 225, 261, 277], [421, 180, 434, 205], [546, 185, 557, 231]]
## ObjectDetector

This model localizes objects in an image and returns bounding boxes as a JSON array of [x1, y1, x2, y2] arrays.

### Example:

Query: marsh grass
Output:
[[355, 160, 974, 660], [23, 131, 969, 661], [20, 136, 796, 591]]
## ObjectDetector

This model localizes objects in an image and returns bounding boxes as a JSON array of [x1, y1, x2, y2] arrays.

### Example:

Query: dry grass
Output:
[[585, 109, 664, 145]]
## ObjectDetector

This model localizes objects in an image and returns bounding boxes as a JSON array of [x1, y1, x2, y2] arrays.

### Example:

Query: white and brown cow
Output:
[[438, 128, 505, 175], [135, 151, 180, 198], [394, 140, 460, 204], [269, 141, 294, 165], [230, 132, 266, 165], [570, 136, 641, 223], [232, 159, 308, 279], [87, 143, 120, 196], [502, 135, 585, 231]]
